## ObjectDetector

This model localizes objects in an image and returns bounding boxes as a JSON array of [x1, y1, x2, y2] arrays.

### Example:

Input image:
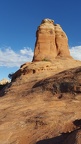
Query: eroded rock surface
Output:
[[33, 18, 70, 61], [0, 66, 81, 144], [0, 19, 81, 144]]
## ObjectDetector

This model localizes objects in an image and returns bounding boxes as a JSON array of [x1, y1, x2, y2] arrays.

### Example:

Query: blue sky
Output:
[[0, 0, 81, 80]]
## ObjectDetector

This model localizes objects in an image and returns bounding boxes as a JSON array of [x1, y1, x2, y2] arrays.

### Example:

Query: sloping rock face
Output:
[[1, 66, 81, 144], [33, 66, 81, 98], [1, 19, 81, 144], [33, 18, 70, 61], [11, 58, 81, 82]]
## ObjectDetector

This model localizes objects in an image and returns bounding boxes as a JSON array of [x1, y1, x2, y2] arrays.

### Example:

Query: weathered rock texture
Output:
[[1, 66, 81, 144], [1, 19, 81, 144], [33, 18, 70, 61], [11, 58, 81, 82]]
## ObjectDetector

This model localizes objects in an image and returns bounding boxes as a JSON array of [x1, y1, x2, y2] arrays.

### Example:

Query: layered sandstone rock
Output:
[[33, 18, 70, 61], [1, 19, 81, 144], [1, 66, 81, 144]]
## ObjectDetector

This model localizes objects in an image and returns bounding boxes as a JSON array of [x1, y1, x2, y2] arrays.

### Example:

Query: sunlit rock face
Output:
[[33, 18, 70, 61]]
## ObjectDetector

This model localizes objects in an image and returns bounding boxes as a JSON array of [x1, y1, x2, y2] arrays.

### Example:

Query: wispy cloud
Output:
[[70, 46, 81, 61], [20, 47, 33, 56], [0, 47, 33, 67]]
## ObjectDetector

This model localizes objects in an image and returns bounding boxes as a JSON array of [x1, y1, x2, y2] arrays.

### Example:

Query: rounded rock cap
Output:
[[41, 18, 54, 24]]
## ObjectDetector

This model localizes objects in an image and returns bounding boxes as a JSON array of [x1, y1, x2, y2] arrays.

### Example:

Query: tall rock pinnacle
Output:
[[33, 18, 70, 61]]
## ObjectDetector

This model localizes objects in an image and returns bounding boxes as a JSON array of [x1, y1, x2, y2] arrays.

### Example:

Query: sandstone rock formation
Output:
[[33, 18, 70, 61], [1, 66, 81, 144], [0, 19, 81, 144], [10, 58, 81, 82]]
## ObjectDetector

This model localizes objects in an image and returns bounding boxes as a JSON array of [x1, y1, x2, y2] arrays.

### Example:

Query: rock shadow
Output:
[[36, 119, 81, 144], [73, 119, 81, 127], [0, 83, 11, 97], [36, 132, 70, 144]]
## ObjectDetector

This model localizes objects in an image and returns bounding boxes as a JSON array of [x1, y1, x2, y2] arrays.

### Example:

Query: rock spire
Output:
[[33, 18, 70, 61]]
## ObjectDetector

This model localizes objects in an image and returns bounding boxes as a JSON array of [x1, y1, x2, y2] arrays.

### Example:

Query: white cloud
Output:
[[0, 47, 33, 67], [70, 46, 81, 61], [0, 45, 81, 68]]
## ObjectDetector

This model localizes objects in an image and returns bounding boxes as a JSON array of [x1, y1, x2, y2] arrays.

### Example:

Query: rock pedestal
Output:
[[33, 18, 70, 61]]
